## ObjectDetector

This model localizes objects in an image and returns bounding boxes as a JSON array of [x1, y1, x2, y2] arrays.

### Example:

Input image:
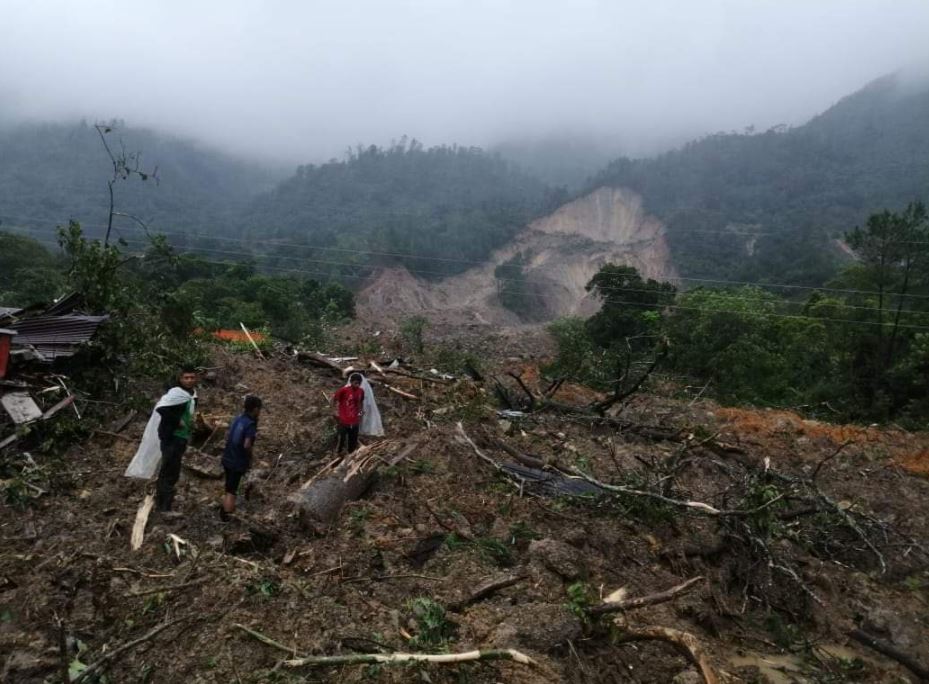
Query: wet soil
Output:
[[2, 343, 928, 683]]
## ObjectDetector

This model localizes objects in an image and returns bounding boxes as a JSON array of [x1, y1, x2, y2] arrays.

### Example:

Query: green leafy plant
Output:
[[246, 577, 281, 601], [407, 597, 454, 650], [565, 582, 594, 620]]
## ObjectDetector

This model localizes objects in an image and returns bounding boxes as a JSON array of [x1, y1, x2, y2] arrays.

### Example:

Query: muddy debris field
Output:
[[2, 345, 929, 683]]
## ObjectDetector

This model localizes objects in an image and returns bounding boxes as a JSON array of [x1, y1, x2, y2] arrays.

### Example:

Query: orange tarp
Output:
[[195, 329, 267, 343]]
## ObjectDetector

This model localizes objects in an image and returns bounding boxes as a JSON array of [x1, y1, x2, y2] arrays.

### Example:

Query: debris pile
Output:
[[1, 340, 928, 683]]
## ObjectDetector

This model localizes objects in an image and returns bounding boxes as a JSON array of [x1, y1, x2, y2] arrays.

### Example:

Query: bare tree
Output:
[[93, 123, 159, 245]]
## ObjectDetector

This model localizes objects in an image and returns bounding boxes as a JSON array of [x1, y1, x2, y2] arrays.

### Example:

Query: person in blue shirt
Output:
[[220, 395, 262, 520]]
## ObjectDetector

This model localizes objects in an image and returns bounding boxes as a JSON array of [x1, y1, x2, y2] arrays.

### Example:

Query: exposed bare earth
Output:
[[357, 186, 676, 325], [2, 336, 929, 683]]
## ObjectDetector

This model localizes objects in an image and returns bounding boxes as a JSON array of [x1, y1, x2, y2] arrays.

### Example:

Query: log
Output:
[[290, 441, 402, 530]]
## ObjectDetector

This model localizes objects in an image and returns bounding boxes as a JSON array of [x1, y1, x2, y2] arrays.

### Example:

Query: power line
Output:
[[76, 235, 929, 317], [9, 220, 929, 305], [0, 225, 890, 312], [16, 233, 929, 333], [5, 204, 929, 244]]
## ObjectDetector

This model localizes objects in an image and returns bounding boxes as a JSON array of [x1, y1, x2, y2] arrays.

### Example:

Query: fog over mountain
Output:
[[2, 0, 928, 164]]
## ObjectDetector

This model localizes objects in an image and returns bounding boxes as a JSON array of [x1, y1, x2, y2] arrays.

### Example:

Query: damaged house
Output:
[[0, 295, 107, 445]]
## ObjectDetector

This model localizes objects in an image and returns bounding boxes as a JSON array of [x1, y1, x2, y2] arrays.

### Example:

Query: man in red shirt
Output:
[[332, 373, 365, 454]]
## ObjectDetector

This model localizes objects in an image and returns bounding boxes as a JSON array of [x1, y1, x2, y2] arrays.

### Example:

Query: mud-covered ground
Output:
[[2, 342, 929, 683]]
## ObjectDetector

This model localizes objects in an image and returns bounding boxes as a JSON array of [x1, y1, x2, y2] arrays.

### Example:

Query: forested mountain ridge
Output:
[[239, 140, 563, 280], [2, 72, 926, 290], [0, 120, 280, 244], [590, 72, 929, 286]]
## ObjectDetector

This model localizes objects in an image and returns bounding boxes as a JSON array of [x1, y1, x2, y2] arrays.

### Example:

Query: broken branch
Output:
[[234, 623, 300, 657], [448, 574, 527, 612], [284, 648, 536, 669], [614, 624, 717, 684], [572, 467, 785, 518], [130, 494, 154, 551], [588, 576, 705, 617], [72, 615, 193, 683]]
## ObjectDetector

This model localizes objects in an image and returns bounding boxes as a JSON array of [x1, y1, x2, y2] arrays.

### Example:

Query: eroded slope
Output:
[[357, 187, 676, 325]]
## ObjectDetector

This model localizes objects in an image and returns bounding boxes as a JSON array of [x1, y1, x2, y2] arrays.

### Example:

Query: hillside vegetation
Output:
[[0, 120, 278, 244], [591, 73, 929, 285], [240, 140, 562, 280]]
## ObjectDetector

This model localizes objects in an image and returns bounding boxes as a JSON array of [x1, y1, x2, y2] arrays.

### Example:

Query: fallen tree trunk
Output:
[[289, 440, 415, 531]]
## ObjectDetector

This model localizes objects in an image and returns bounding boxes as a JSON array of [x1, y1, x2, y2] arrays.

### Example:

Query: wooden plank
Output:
[[1, 391, 42, 424]]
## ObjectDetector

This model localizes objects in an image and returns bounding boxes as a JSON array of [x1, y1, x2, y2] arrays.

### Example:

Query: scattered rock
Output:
[[671, 669, 702, 684], [488, 603, 581, 652], [529, 538, 584, 580]]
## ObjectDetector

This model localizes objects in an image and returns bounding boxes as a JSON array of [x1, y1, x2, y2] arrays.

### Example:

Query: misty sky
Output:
[[2, 0, 928, 164]]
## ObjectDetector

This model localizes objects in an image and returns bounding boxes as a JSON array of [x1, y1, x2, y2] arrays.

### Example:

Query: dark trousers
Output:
[[156, 437, 188, 511], [224, 467, 245, 495], [336, 423, 359, 454]]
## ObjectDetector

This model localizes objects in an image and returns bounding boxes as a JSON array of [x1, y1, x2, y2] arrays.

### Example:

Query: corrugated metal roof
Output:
[[9, 315, 108, 359], [0, 307, 23, 319], [44, 293, 84, 316]]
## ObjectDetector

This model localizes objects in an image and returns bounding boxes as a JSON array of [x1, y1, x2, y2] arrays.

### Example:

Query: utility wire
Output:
[[10, 222, 929, 309], [18, 234, 929, 332]]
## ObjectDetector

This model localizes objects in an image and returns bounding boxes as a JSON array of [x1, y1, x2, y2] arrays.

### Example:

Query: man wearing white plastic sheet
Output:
[[331, 372, 383, 454], [355, 373, 383, 437], [124, 366, 198, 512]]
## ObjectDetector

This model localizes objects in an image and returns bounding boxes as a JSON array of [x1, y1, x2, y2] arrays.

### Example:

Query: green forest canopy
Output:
[[239, 139, 564, 280], [589, 73, 929, 287]]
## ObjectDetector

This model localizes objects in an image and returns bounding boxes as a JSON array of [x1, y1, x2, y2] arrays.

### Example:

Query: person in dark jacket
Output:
[[220, 395, 262, 520], [154, 366, 198, 512]]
